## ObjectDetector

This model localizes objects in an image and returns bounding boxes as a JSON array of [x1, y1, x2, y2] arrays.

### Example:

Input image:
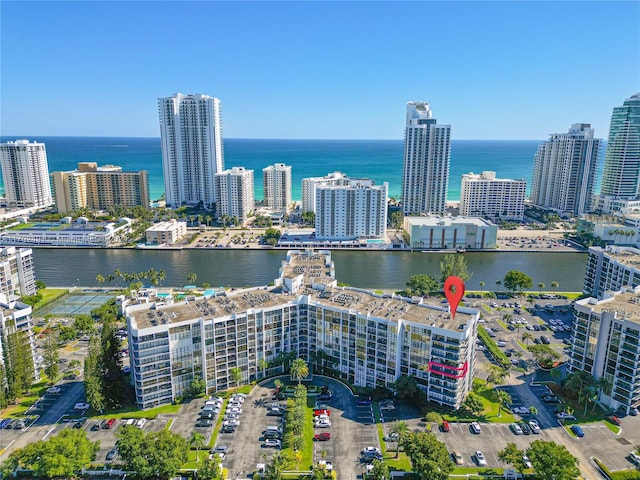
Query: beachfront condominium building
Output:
[[597, 94, 640, 213], [584, 246, 640, 298], [0, 300, 39, 383], [459, 171, 526, 221], [158, 93, 224, 208], [214, 167, 254, 225], [0, 247, 36, 302], [569, 286, 640, 414], [0, 140, 53, 209], [530, 124, 601, 216], [263, 163, 292, 210], [124, 250, 479, 409], [401, 102, 451, 215], [301, 172, 351, 213], [403, 216, 498, 251], [315, 178, 388, 240], [50, 162, 150, 214]]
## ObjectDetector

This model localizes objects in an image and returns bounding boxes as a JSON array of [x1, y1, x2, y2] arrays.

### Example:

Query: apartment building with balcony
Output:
[[125, 250, 479, 409], [0, 140, 53, 209], [459, 171, 526, 221], [263, 163, 292, 211], [214, 167, 254, 225], [583, 246, 640, 298], [570, 287, 640, 414], [145, 220, 187, 246], [50, 162, 149, 214]]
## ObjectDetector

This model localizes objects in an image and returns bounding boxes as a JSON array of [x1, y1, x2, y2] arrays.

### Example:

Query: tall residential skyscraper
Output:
[[530, 124, 601, 216], [401, 102, 451, 215], [301, 172, 351, 213], [158, 93, 224, 208], [0, 140, 53, 209], [600, 94, 640, 200], [263, 163, 292, 210], [459, 171, 526, 221], [215, 167, 254, 225]]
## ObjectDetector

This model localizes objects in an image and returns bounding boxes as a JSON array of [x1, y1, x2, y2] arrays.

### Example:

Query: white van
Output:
[[136, 418, 146, 429]]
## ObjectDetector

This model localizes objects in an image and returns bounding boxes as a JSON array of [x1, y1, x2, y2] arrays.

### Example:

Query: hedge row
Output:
[[477, 326, 511, 369]]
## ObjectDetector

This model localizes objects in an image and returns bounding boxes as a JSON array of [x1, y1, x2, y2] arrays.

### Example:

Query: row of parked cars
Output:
[[218, 393, 247, 432], [0, 417, 30, 430], [263, 401, 287, 449]]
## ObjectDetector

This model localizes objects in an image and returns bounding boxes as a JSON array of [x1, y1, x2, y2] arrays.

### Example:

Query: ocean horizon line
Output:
[[0, 135, 547, 143]]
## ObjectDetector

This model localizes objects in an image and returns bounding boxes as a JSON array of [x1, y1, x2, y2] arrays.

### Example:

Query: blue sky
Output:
[[1, 1, 639, 139]]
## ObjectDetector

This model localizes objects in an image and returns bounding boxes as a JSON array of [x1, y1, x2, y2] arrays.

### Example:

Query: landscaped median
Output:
[[593, 457, 640, 480], [477, 326, 511, 369]]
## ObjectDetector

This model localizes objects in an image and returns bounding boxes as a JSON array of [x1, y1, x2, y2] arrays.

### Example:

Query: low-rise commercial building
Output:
[[125, 250, 479, 409], [570, 287, 640, 414], [403, 216, 497, 250], [145, 220, 187, 245]]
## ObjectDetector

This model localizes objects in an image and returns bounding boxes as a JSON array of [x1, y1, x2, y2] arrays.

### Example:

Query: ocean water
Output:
[[1, 136, 590, 202]]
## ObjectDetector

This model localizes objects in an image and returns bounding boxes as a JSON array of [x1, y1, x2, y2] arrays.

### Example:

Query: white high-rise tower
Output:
[[263, 163, 292, 210], [0, 140, 53, 209], [158, 93, 224, 208], [401, 102, 451, 215], [531, 124, 601, 216]]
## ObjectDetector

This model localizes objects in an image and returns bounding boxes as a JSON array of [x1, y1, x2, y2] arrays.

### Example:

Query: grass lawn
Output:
[[39, 288, 69, 303], [442, 381, 515, 424], [594, 457, 640, 480], [2, 378, 50, 417], [495, 319, 508, 330], [604, 420, 621, 434], [92, 403, 182, 420]]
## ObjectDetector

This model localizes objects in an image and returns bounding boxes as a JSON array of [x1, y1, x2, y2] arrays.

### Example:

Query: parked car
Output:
[[509, 423, 523, 435], [313, 409, 330, 417], [475, 451, 487, 467], [529, 420, 541, 434], [470, 422, 482, 434], [606, 415, 621, 426], [383, 432, 399, 442], [74, 402, 90, 410], [264, 438, 281, 448], [519, 422, 531, 435], [441, 420, 450, 432], [380, 403, 395, 411], [106, 448, 117, 461], [73, 418, 87, 429], [47, 386, 61, 394], [136, 418, 146, 429], [452, 451, 464, 465], [571, 425, 585, 437], [196, 419, 213, 427], [523, 455, 532, 469], [557, 412, 576, 420], [103, 418, 117, 429], [220, 424, 236, 433], [314, 432, 331, 441], [357, 397, 372, 405]]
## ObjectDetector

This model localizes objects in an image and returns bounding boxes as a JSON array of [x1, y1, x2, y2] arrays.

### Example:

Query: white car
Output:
[[47, 386, 61, 394], [74, 402, 90, 410], [556, 412, 576, 420], [136, 418, 146, 429], [361, 446, 381, 455], [475, 451, 487, 467], [510, 423, 523, 435], [529, 420, 541, 434], [512, 406, 530, 414], [264, 439, 281, 448], [380, 404, 395, 411], [523, 455, 532, 469], [314, 420, 331, 428], [470, 422, 482, 434]]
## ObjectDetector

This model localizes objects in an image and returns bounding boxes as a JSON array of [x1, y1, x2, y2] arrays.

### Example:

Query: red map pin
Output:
[[444, 276, 465, 320]]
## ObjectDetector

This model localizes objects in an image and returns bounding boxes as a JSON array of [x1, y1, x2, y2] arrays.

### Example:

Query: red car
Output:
[[314, 432, 331, 441], [313, 409, 330, 417], [441, 420, 450, 432]]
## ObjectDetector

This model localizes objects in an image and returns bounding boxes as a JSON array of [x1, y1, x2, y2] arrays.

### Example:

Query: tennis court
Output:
[[37, 290, 115, 317]]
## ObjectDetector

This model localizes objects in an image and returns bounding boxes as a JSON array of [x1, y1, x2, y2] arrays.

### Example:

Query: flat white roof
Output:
[[405, 216, 496, 227]]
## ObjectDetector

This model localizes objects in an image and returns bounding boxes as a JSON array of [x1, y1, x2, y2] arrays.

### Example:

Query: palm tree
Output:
[[230, 367, 242, 392], [258, 357, 268, 378], [521, 332, 533, 347], [290, 358, 309, 385], [551, 281, 559, 294], [390, 420, 409, 458], [529, 406, 538, 417], [95, 274, 105, 286], [496, 280, 502, 292], [495, 390, 512, 417], [538, 282, 545, 294], [190, 431, 205, 462], [479, 281, 485, 295], [187, 272, 197, 286]]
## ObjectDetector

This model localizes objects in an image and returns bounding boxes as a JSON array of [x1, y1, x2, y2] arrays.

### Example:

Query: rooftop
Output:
[[579, 289, 640, 325], [596, 246, 640, 269], [405, 216, 497, 227]]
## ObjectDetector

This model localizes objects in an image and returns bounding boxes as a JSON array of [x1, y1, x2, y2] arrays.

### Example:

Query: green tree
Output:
[[498, 442, 526, 473], [116, 425, 189, 480], [503, 270, 533, 295], [479, 281, 485, 294], [73, 314, 95, 335], [58, 325, 78, 343], [290, 358, 309, 385], [538, 282, 545, 294], [0, 429, 99, 479], [403, 431, 454, 480], [495, 389, 512, 417], [439, 254, 472, 283], [390, 211, 404, 230], [521, 332, 534, 347], [487, 365, 509, 386], [390, 420, 410, 458], [368, 459, 389, 480], [43, 329, 59, 382], [462, 391, 484, 417], [406, 274, 440, 297], [198, 454, 224, 480], [551, 281, 559, 293], [190, 431, 206, 463], [187, 272, 197, 285], [527, 440, 580, 480], [230, 367, 243, 392], [3, 320, 35, 400], [394, 375, 420, 400], [301, 211, 315, 226], [84, 336, 105, 413]]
